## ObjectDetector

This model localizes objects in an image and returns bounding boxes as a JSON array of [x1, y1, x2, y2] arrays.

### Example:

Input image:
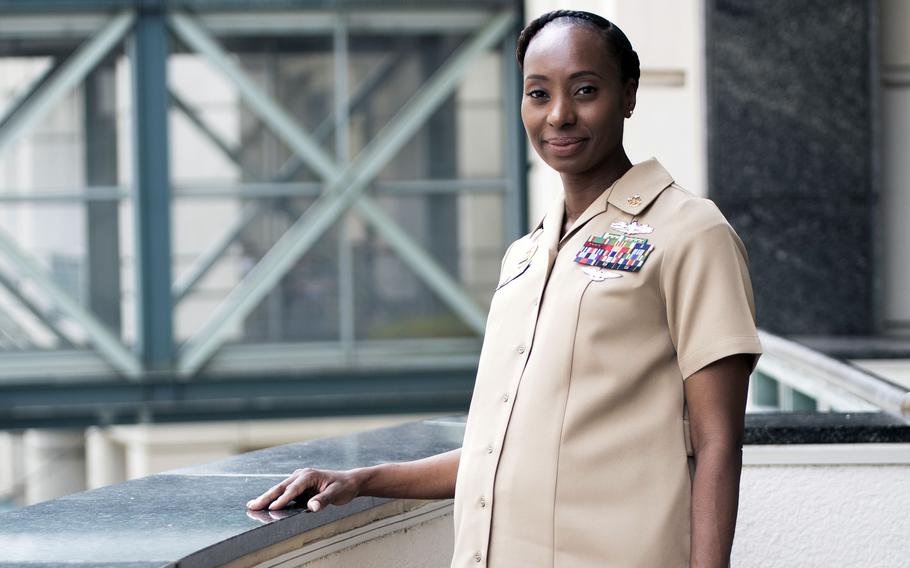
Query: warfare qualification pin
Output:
[[581, 266, 622, 281], [626, 194, 642, 207], [610, 220, 653, 235]]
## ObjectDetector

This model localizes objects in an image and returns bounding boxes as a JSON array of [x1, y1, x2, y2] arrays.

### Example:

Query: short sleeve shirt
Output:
[[451, 159, 762, 568]]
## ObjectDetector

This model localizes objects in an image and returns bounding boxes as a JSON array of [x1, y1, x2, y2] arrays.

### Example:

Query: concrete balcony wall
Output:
[[230, 501, 455, 568]]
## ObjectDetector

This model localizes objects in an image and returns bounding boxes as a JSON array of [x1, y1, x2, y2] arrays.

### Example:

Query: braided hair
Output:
[[516, 10, 640, 85]]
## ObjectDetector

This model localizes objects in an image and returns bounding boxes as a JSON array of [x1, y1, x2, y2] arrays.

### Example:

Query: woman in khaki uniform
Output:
[[249, 10, 762, 568]]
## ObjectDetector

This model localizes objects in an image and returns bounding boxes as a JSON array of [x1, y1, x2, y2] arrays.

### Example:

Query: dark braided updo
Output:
[[516, 10, 640, 84]]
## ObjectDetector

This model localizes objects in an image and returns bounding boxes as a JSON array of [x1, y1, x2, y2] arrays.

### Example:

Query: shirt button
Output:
[[486, 445, 494, 454], [502, 393, 509, 403], [517, 344, 526, 354], [480, 496, 486, 508], [474, 552, 482, 562], [532, 297, 539, 307]]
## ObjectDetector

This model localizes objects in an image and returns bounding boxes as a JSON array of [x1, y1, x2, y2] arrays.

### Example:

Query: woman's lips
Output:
[[544, 137, 587, 157]]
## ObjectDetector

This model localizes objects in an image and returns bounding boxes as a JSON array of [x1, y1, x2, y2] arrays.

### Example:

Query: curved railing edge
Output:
[[757, 330, 910, 423]]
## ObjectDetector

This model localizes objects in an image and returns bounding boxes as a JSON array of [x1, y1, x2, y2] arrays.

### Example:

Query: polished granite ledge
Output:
[[0, 412, 907, 567], [0, 416, 465, 568], [744, 412, 910, 445]]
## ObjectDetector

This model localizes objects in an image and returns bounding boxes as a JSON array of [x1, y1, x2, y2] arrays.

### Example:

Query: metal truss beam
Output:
[[0, 10, 141, 377], [170, 11, 339, 182], [0, 368, 476, 430], [334, 16, 355, 351], [171, 202, 258, 303], [131, 8, 174, 371], [0, 267, 73, 347], [502, 27, 528, 240], [0, 226, 142, 378], [0, 13, 111, 41], [274, 50, 406, 183], [170, 51, 406, 304], [0, 56, 59, 133], [0, 179, 505, 204], [0, 10, 135, 157], [172, 10, 513, 375], [0, 186, 126, 203], [0, 304, 30, 350], [0, 8, 508, 42], [170, 89, 243, 165], [197, 9, 496, 36]]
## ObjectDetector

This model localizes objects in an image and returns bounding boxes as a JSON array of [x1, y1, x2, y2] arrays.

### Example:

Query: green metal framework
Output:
[[0, 1, 526, 428]]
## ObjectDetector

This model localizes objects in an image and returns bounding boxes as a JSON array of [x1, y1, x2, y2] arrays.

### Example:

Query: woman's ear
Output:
[[624, 79, 638, 118]]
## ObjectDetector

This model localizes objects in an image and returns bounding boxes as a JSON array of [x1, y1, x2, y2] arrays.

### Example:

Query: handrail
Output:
[[757, 330, 910, 423]]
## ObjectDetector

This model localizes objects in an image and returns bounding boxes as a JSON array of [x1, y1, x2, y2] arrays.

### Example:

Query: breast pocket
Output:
[[576, 263, 656, 338]]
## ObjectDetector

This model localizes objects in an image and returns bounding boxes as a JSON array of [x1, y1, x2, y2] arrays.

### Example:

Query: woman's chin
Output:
[[543, 156, 594, 176]]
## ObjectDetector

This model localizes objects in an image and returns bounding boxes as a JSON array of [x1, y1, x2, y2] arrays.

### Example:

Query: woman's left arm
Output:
[[685, 353, 752, 568]]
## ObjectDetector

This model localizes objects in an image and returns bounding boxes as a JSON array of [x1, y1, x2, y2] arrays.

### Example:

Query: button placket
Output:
[[470, 313, 536, 568]]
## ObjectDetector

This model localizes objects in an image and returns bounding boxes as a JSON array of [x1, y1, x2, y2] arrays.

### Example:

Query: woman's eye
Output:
[[575, 85, 597, 96], [526, 89, 547, 99]]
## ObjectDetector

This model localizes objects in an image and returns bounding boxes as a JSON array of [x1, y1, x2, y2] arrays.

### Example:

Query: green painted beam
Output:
[[130, 7, 174, 371], [0, 369, 476, 430]]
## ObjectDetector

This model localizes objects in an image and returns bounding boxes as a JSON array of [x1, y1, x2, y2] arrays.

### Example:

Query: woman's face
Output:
[[520, 23, 636, 176]]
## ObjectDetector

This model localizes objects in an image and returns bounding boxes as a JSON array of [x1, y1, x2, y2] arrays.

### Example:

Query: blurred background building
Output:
[[0, 0, 907, 510]]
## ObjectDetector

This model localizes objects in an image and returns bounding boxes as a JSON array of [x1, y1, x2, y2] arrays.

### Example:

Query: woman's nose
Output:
[[547, 96, 576, 127]]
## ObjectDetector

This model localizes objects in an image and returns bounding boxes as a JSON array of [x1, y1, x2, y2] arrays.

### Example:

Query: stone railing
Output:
[[1, 414, 908, 567]]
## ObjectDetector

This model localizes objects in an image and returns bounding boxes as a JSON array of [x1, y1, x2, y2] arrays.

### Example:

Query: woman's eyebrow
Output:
[[524, 70, 603, 82], [569, 70, 602, 79]]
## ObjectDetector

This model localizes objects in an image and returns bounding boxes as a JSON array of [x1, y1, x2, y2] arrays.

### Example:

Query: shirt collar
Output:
[[606, 158, 675, 215], [525, 191, 562, 255], [533, 158, 675, 250]]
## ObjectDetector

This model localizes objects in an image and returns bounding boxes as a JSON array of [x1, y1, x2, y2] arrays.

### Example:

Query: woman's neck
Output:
[[560, 150, 633, 236]]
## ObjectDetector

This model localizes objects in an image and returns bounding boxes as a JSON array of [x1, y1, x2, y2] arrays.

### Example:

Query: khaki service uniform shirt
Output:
[[452, 159, 762, 568]]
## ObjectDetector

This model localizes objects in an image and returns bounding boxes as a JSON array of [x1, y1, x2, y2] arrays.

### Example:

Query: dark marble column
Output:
[[706, 0, 879, 335]]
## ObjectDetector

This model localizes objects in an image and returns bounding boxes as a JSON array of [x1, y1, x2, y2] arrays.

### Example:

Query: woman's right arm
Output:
[[246, 448, 461, 512]]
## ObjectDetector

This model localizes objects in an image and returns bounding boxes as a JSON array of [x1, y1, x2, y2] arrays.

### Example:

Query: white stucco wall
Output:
[[740, 445, 910, 567], [735, 459, 910, 567], [353, 482, 908, 568]]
